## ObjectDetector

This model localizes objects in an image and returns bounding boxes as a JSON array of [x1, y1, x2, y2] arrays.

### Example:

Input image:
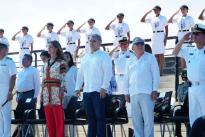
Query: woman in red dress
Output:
[[41, 40, 67, 137]]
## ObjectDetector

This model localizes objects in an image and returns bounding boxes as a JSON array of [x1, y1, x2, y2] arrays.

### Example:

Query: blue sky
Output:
[[1, 0, 205, 52]]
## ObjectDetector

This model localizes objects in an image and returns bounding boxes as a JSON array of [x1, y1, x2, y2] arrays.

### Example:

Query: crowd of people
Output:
[[0, 5, 205, 137]]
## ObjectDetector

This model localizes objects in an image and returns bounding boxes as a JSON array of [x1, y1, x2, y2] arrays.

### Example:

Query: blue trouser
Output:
[[83, 92, 106, 137]]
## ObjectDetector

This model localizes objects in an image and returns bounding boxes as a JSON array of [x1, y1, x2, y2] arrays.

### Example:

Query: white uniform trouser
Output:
[[151, 32, 165, 55], [65, 44, 77, 56], [115, 75, 125, 94], [0, 86, 11, 137], [189, 84, 205, 126], [131, 94, 154, 137], [19, 49, 30, 67]]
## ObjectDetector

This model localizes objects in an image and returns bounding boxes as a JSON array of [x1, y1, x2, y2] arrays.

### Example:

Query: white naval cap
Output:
[[191, 24, 205, 33]]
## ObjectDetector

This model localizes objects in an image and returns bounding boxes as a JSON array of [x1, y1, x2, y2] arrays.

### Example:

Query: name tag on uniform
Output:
[[189, 53, 194, 56], [126, 55, 130, 58]]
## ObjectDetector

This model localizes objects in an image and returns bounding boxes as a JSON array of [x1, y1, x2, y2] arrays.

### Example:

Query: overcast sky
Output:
[[1, 0, 205, 52]]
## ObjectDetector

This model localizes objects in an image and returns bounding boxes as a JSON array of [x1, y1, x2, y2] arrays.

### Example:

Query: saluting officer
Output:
[[168, 5, 195, 68], [57, 20, 81, 58], [0, 29, 9, 46], [77, 18, 101, 53], [37, 22, 59, 50], [173, 24, 205, 126], [12, 26, 33, 67], [0, 43, 17, 137], [140, 5, 168, 76], [109, 37, 134, 95], [105, 13, 130, 48]]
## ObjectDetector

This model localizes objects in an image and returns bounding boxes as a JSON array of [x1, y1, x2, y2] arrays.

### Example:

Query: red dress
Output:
[[42, 58, 66, 137]]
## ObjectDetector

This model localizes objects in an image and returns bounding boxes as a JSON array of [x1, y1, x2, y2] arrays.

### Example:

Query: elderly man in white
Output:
[[124, 37, 160, 137]]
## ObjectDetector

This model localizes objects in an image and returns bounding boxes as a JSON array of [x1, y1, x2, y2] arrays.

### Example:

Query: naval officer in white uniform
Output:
[[12, 26, 33, 67], [140, 5, 168, 76], [0, 43, 17, 137], [109, 37, 134, 95], [57, 20, 81, 59], [77, 18, 101, 53], [105, 13, 130, 48], [0, 29, 9, 46], [37, 22, 59, 50], [168, 5, 195, 68], [173, 24, 205, 126]]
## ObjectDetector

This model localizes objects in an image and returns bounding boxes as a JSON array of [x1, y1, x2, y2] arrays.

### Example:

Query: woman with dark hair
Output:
[[41, 40, 67, 137], [63, 51, 78, 137]]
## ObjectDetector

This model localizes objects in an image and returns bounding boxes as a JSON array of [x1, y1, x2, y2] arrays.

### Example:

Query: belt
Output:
[[153, 30, 164, 33], [116, 74, 124, 76], [17, 89, 34, 94], [68, 42, 76, 45], [190, 81, 205, 87], [179, 29, 189, 32], [21, 48, 29, 49], [115, 35, 122, 37], [183, 41, 191, 44]]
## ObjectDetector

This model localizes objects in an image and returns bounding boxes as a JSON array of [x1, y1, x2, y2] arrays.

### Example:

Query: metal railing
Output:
[[8, 36, 180, 92]]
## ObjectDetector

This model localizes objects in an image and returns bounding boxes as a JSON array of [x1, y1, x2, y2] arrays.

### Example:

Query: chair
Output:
[[12, 97, 37, 137], [154, 91, 173, 137], [106, 94, 128, 137], [64, 96, 87, 137]]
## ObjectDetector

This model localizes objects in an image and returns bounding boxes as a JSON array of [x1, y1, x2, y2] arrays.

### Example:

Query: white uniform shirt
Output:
[[110, 22, 130, 37], [65, 66, 78, 96], [172, 15, 195, 40], [41, 32, 59, 49], [124, 52, 160, 96], [146, 15, 168, 31], [80, 27, 101, 43], [16, 66, 40, 97], [0, 36, 9, 46], [112, 50, 134, 74], [178, 45, 205, 82], [75, 49, 112, 93], [16, 34, 33, 49], [61, 29, 80, 45], [0, 56, 17, 87]]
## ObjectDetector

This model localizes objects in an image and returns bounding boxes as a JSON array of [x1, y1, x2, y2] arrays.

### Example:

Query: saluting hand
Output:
[[99, 88, 106, 98], [112, 17, 116, 22], [182, 32, 192, 42]]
